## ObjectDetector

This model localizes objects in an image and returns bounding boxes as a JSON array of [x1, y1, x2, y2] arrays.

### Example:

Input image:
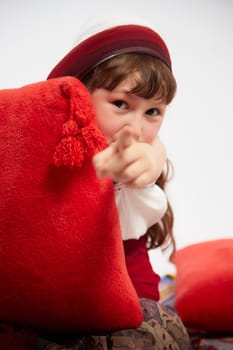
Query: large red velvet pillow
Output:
[[0, 76, 143, 332], [173, 239, 233, 332]]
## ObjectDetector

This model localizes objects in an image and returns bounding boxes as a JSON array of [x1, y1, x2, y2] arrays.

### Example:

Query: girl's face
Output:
[[90, 73, 167, 144]]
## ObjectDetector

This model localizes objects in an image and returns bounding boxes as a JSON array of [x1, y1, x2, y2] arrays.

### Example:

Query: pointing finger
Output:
[[117, 126, 136, 152]]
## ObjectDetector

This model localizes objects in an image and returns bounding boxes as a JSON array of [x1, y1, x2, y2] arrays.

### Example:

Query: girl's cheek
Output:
[[144, 126, 160, 144], [96, 122, 115, 142]]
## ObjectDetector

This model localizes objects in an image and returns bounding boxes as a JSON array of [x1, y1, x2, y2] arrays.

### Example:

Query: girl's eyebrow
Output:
[[151, 96, 166, 104], [112, 88, 132, 94], [112, 89, 166, 105], [113, 88, 139, 97]]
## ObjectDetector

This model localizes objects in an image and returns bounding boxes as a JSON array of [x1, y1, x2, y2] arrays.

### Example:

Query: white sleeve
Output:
[[114, 183, 168, 241]]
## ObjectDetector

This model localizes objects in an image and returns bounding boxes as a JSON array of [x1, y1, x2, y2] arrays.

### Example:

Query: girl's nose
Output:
[[128, 114, 142, 141]]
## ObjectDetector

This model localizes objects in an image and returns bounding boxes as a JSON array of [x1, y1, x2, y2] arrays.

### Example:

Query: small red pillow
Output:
[[173, 239, 233, 332], [0, 77, 143, 332]]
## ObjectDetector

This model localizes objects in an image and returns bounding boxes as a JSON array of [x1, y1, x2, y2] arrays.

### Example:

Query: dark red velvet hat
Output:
[[48, 24, 172, 80]]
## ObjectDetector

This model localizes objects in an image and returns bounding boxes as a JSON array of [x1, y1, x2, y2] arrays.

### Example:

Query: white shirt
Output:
[[114, 183, 167, 240]]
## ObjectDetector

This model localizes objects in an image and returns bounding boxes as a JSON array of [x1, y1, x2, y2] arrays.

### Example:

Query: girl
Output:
[[4, 19, 192, 350], [38, 20, 192, 350]]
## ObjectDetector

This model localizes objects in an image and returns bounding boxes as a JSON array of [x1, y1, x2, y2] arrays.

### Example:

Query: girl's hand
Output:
[[92, 126, 166, 188]]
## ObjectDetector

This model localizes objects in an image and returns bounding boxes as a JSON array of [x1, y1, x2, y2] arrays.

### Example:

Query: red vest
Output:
[[123, 235, 160, 301]]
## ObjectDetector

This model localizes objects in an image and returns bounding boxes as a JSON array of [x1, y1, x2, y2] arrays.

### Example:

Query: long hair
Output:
[[82, 53, 177, 255]]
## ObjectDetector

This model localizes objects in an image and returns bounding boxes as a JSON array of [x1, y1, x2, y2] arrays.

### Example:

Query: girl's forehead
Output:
[[115, 72, 141, 91]]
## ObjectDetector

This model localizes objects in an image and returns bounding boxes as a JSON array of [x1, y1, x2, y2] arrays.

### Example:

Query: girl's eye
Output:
[[112, 100, 128, 109], [146, 108, 160, 117]]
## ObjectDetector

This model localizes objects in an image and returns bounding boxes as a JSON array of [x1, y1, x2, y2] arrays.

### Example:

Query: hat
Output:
[[47, 23, 172, 80]]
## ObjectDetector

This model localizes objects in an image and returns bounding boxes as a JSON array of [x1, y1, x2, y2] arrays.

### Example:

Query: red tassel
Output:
[[81, 125, 107, 157], [53, 81, 107, 168], [53, 135, 84, 168], [62, 118, 78, 137], [53, 117, 84, 168]]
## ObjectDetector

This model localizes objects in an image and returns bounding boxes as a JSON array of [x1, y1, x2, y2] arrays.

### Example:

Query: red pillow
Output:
[[0, 76, 143, 332], [173, 239, 233, 332]]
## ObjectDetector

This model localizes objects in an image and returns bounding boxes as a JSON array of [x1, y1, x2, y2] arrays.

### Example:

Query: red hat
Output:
[[47, 23, 172, 80]]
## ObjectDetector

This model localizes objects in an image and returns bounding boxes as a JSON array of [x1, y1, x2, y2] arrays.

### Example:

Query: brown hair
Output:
[[82, 53, 177, 255]]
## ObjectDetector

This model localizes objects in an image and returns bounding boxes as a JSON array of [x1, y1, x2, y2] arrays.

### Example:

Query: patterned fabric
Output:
[[36, 298, 192, 350]]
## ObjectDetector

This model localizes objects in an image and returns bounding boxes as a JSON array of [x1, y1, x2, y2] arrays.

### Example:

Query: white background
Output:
[[1, 0, 232, 275]]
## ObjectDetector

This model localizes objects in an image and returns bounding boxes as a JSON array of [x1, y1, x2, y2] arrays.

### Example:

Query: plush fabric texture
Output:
[[0, 76, 143, 332], [173, 239, 233, 332]]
